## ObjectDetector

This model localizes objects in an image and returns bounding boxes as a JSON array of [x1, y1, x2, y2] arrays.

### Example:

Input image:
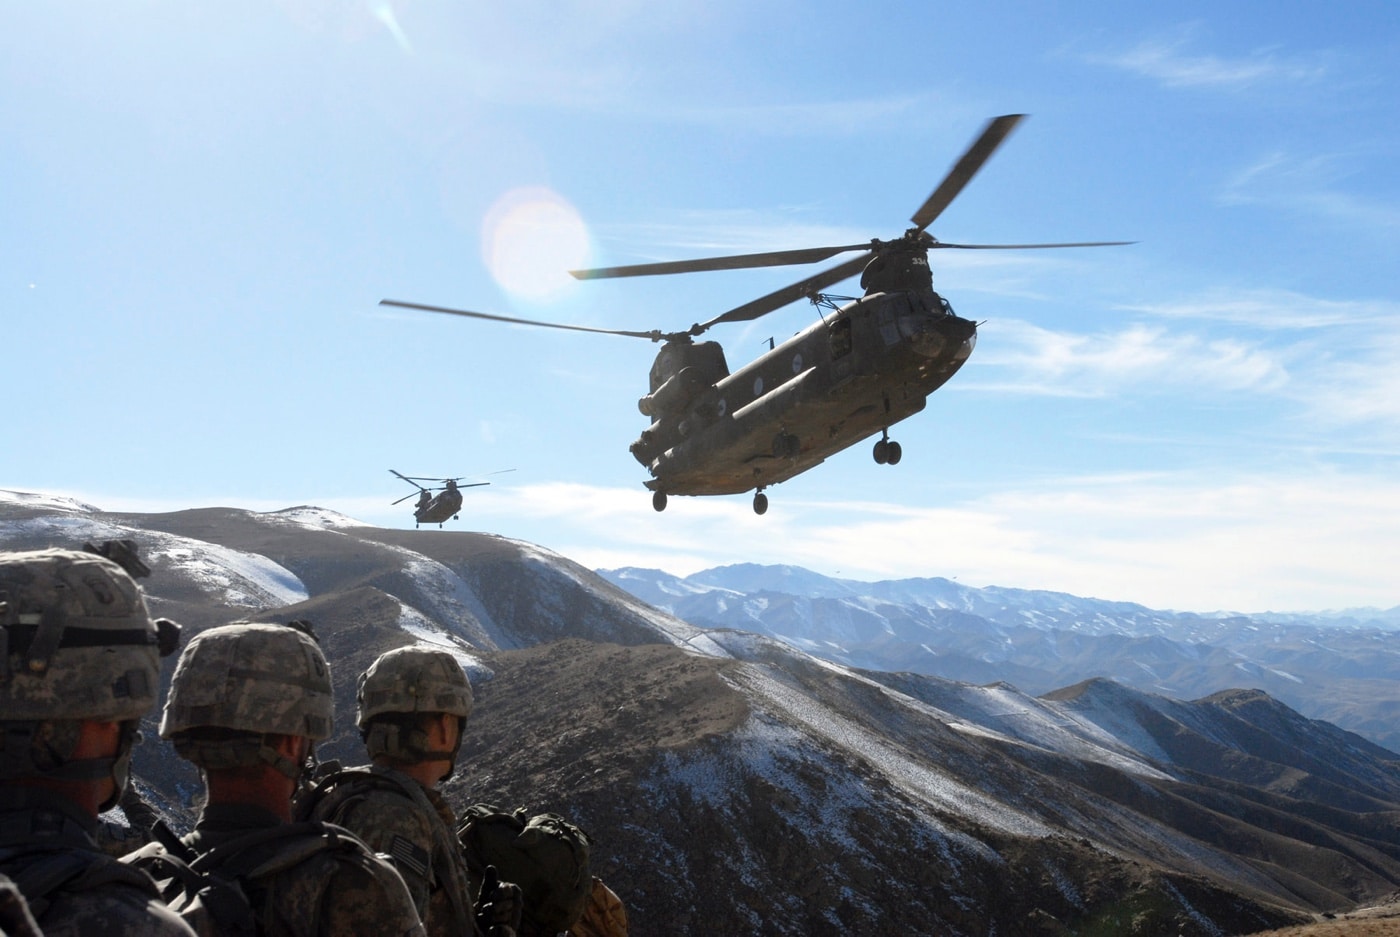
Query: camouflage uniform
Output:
[[1, 788, 193, 937], [0, 547, 194, 937], [302, 765, 478, 936], [180, 801, 430, 936], [137, 622, 425, 937], [300, 645, 482, 937]]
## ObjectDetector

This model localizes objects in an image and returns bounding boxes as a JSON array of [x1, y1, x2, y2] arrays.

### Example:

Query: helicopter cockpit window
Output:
[[876, 306, 900, 346], [829, 317, 852, 359]]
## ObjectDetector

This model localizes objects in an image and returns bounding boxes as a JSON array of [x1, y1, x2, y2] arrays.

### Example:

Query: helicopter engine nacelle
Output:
[[638, 366, 706, 416]]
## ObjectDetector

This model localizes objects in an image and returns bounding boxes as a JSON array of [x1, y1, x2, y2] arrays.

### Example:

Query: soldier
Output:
[[0, 547, 195, 936], [137, 621, 426, 937], [299, 645, 520, 937]]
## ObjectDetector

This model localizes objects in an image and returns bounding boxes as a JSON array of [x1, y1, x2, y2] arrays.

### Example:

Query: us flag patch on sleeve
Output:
[[389, 834, 430, 880]]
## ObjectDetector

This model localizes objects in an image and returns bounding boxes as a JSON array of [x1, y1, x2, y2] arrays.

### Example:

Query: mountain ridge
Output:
[[600, 563, 1400, 752]]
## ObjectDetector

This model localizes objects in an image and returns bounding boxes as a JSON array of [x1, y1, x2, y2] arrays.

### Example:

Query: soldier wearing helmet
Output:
[[299, 644, 520, 937], [0, 547, 195, 936], [136, 621, 426, 937]]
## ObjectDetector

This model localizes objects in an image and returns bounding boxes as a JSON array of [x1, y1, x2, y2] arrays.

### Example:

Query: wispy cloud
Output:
[[1122, 288, 1400, 330], [1223, 152, 1400, 230], [1088, 30, 1328, 91], [972, 320, 1289, 397]]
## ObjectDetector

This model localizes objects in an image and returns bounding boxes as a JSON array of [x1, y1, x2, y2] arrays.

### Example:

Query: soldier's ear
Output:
[[268, 733, 309, 763], [73, 719, 123, 759]]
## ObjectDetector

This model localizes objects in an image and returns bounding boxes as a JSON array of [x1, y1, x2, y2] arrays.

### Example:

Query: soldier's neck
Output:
[[204, 767, 296, 822]]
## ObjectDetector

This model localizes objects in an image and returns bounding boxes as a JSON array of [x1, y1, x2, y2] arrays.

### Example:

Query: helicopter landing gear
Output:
[[873, 430, 903, 465], [753, 490, 769, 515], [652, 490, 668, 512], [772, 431, 800, 460]]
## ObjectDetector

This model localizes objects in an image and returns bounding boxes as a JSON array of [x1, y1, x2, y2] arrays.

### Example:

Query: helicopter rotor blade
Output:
[[693, 252, 873, 334], [930, 240, 1137, 250], [569, 244, 872, 280], [380, 300, 667, 342], [391, 492, 423, 505], [390, 469, 428, 488], [910, 114, 1025, 232]]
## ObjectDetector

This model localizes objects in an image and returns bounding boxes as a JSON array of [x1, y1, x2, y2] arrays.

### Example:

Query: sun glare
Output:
[[481, 187, 591, 303]]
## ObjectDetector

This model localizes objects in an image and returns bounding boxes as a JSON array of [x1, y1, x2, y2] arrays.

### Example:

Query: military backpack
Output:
[[458, 804, 592, 934], [125, 819, 374, 937]]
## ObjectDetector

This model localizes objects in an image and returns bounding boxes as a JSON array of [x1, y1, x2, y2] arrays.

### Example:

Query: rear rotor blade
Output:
[[570, 244, 871, 280], [694, 252, 872, 334], [910, 114, 1025, 232], [380, 300, 665, 342]]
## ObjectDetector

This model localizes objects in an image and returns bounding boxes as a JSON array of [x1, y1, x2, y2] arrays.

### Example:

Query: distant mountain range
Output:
[[598, 564, 1400, 751], [5, 490, 1400, 935]]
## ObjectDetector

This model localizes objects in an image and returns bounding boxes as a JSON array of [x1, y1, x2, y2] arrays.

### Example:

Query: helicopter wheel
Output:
[[753, 491, 769, 515], [652, 491, 668, 512], [873, 439, 889, 464], [886, 441, 902, 465]]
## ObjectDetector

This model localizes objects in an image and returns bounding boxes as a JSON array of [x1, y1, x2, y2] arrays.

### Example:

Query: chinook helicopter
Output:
[[383, 115, 1129, 515], [390, 470, 495, 527]]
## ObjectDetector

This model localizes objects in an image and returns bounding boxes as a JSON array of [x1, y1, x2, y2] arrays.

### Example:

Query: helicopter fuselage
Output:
[[414, 488, 464, 525], [634, 287, 977, 498]]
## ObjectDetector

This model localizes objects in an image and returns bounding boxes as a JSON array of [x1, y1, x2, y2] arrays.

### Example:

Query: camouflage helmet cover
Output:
[[357, 645, 473, 729], [160, 622, 333, 741], [0, 548, 163, 722]]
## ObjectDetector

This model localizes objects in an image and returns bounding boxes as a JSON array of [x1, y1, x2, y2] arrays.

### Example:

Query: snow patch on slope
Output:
[[0, 489, 100, 513], [393, 599, 490, 679], [264, 506, 368, 531], [147, 534, 308, 607], [0, 512, 307, 608], [731, 663, 1054, 839]]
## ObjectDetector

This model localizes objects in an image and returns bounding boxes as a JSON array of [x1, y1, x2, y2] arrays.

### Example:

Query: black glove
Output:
[[475, 864, 524, 937]]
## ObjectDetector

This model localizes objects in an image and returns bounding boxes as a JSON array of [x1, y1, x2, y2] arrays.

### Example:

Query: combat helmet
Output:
[[161, 621, 333, 778], [357, 645, 472, 767], [0, 547, 177, 798]]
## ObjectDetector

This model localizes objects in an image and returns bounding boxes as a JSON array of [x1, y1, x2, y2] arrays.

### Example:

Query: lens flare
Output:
[[481, 187, 591, 302]]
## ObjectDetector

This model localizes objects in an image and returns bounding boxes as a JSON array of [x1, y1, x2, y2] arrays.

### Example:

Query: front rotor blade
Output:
[[911, 114, 1026, 232], [930, 240, 1136, 250], [695, 252, 871, 333], [380, 300, 664, 341], [570, 244, 870, 280]]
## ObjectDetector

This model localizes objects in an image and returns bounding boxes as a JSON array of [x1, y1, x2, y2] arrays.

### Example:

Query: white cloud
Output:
[[972, 320, 1288, 396], [1091, 32, 1328, 90], [1122, 288, 1398, 330], [1223, 152, 1400, 231], [445, 476, 1400, 614]]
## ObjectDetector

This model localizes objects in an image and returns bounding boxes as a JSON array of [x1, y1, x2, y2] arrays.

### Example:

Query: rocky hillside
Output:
[[5, 490, 1400, 935]]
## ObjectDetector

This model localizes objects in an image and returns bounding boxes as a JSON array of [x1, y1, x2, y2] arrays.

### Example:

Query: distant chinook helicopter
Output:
[[383, 115, 1129, 515], [390, 470, 510, 528]]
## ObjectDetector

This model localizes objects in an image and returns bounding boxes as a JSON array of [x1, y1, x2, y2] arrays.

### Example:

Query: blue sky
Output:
[[5, 2, 1398, 613]]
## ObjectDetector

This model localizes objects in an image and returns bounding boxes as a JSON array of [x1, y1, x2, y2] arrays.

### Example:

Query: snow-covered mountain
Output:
[[5, 491, 1399, 935], [599, 563, 1400, 751]]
